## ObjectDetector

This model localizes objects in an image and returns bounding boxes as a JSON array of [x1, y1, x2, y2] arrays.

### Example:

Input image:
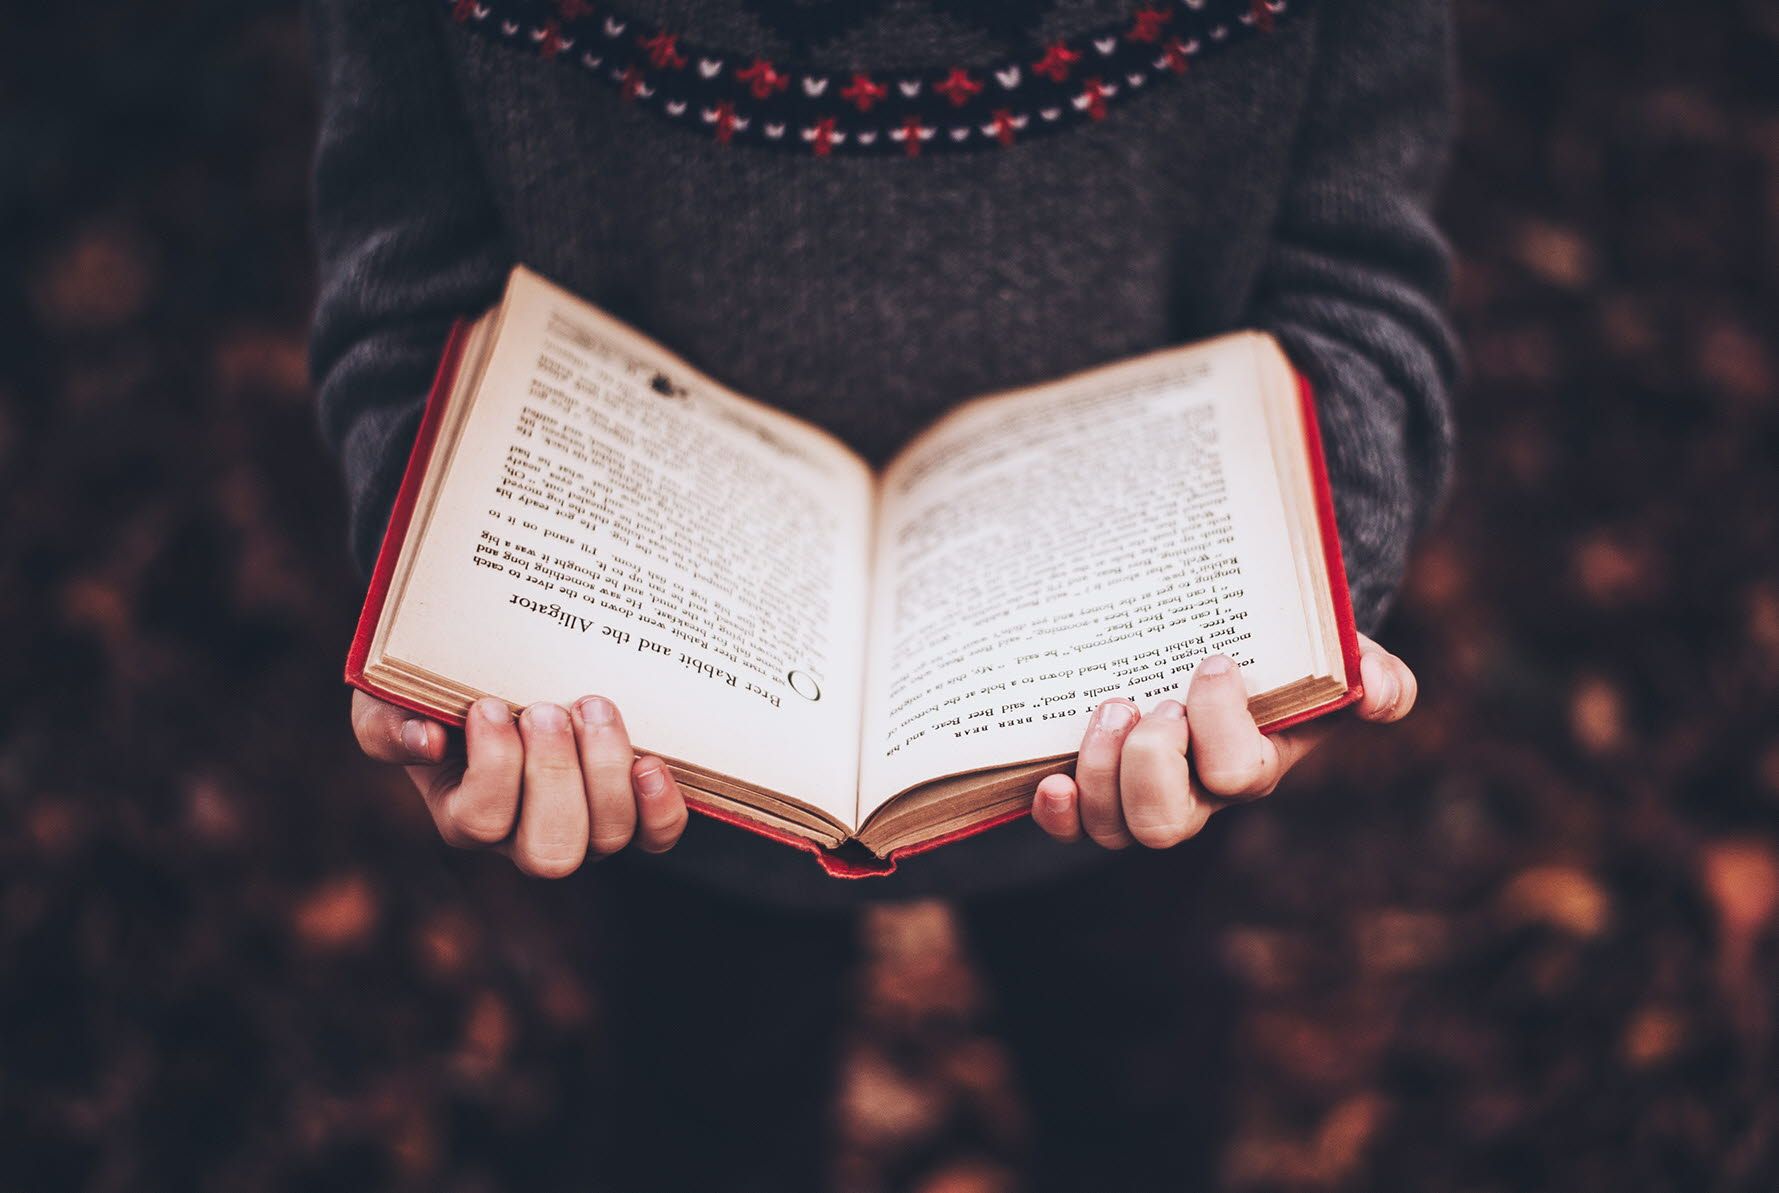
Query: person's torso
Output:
[[431, 0, 1321, 904]]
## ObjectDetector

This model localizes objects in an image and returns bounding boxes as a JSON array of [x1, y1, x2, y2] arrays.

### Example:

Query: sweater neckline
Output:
[[443, 0, 1305, 158]]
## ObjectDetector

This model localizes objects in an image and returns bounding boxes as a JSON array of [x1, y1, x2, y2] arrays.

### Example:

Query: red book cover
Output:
[[346, 323, 1362, 878]]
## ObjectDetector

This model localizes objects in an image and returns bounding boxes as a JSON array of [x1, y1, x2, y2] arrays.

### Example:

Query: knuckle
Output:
[[1076, 801, 1120, 834], [1072, 763, 1116, 804], [527, 755, 583, 783], [471, 738, 524, 774], [1079, 729, 1127, 768], [419, 768, 457, 807], [1121, 731, 1175, 773], [589, 828, 635, 856], [1077, 797, 1126, 837], [639, 812, 689, 853], [1195, 761, 1262, 797], [1035, 814, 1078, 843], [1127, 818, 1191, 849], [520, 726, 575, 752], [1190, 762, 1238, 793], [514, 846, 585, 879], [581, 734, 636, 762], [1074, 747, 1113, 776], [442, 802, 512, 847], [582, 757, 637, 791]]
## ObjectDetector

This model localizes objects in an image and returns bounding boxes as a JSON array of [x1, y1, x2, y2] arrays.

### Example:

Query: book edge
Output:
[[345, 317, 477, 713], [1287, 367, 1365, 721]]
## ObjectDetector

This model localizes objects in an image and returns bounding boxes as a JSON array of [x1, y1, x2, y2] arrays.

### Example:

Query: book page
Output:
[[384, 269, 873, 827], [857, 334, 1317, 813]]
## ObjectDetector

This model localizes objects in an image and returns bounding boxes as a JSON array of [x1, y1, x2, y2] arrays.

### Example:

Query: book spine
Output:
[[344, 318, 476, 726]]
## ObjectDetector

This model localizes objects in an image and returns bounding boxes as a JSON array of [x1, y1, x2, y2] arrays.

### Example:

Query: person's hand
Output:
[[350, 691, 689, 876], [1033, 634, 1417, 848]]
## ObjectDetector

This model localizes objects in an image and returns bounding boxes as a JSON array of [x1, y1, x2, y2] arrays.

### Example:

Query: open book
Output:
[[348, 267, 1361, 876]]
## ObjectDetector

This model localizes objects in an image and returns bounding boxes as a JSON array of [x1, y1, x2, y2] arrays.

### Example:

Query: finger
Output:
[[1074, 699, 1140, 848], [509, 702, 590, 878], [434, 697, 524, 847], [631, 756, 689, 853], [1119, 699, 1209, 848], [573, 696, 638, 858], [352, 690, 447, 765], [1186, 656, 1284, 801], [1356, 639, 1418, 722], [1031, 772, 1083, 843]]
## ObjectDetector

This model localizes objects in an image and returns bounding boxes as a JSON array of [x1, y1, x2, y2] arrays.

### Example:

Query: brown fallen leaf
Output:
[[1622, 1003, 1689, 1069], [292, 873, 379, 951], [1512, 218, 1595, 289], [914, 1158, 1017, 1193], [456, 989, 515, 1078], [1498, 864, 1613, 938], [1570, 677, 1628, 756]]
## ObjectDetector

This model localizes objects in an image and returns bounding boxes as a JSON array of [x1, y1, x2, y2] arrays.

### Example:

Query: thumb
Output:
[[351, 690, 447, 765]]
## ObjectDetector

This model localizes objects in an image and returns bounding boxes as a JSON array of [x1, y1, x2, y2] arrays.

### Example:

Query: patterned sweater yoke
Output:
[[305, 0, 1459, 905], [436, 0, 1305, 156]]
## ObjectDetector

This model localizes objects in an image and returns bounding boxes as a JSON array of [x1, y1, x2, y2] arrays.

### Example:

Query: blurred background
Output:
[[4, 1, 1778, 1190]]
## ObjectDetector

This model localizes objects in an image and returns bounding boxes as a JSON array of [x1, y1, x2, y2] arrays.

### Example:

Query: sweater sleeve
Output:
[[305, 0, 510, 578], [1249, 0, 1461, 635]]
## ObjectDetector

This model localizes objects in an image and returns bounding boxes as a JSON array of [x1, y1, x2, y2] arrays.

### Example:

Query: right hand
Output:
[[1030, 635, 1418, 850], [350, 690, 689, 877]]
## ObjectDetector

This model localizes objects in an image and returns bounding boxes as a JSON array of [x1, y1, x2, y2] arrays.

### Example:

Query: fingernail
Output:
[[636, 763, 667, 797], [525, 702, 569, 731], [1042, 786, 1073, 813], [1380, 672, 1401, 711], [475, 697, 511, 725], [1151, 700, 1185, 720], [1198, 654, 1235, 677], [1096, 701, 1136, 732], [575, 696, 616, 727], [401, 719, 431, 756]]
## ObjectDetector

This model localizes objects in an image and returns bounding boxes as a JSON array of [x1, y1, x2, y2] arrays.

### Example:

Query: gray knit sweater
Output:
[[306, 0, 1458, 906]]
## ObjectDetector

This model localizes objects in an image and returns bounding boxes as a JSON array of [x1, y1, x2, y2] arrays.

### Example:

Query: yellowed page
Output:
[[383, 268, 873, 827], [857, 332, 1317, 814]]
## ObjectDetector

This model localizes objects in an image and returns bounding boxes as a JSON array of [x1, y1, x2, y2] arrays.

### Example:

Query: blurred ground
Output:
[[4, 1, 1779, 1190]]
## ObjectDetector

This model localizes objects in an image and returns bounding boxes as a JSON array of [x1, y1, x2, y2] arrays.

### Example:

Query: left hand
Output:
[[1033, 634, 1417, 849]]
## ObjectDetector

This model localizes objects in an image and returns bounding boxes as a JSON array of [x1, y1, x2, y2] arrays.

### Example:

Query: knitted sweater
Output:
[[306, 0, 1459, 906]]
